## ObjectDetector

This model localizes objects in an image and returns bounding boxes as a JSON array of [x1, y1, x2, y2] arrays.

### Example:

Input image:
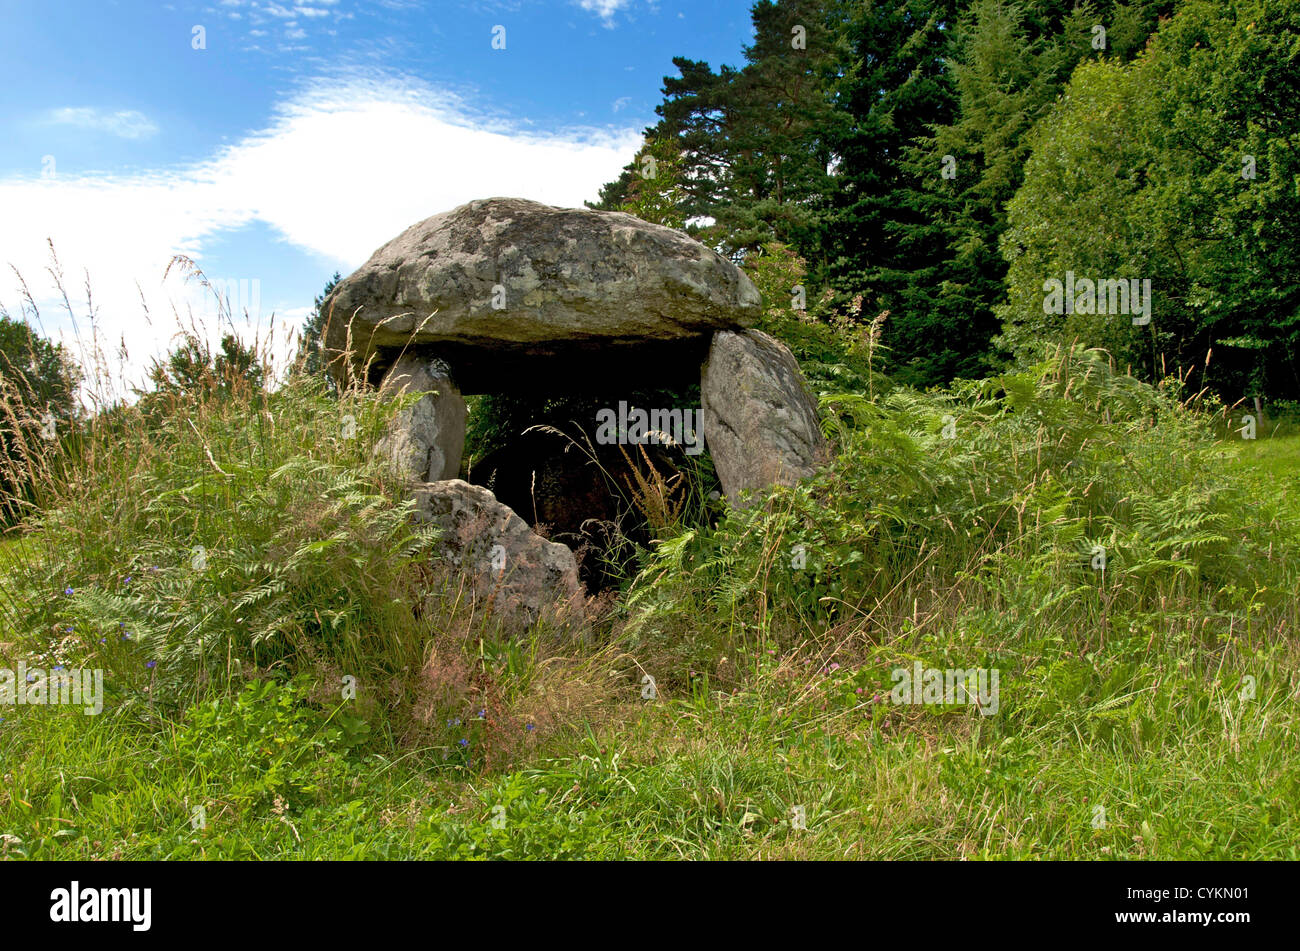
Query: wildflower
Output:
[[64, 587, 74, 596], [447, 718, 461, 727], [458, 738, 469, 748], [829, 663, 841, 672], [476, 709, 487, 719], [99, 638, 106, 644], [525, 723, 535, 732], [146, 661, 156, 669]]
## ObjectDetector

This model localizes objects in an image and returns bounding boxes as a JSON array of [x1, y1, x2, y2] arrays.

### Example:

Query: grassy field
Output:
[[1, 348, 1297, 860]]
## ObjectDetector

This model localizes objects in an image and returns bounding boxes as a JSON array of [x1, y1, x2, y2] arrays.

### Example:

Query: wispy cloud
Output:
[[576, 0, 632, 26], [44, 108, 158, 140], [213, 0, 347, 50], [1, 74, 640, 384]]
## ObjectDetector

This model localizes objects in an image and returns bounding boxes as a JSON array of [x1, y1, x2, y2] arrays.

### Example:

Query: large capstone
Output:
[[322, 197, 761, 393], [701, 329, 828, 504]]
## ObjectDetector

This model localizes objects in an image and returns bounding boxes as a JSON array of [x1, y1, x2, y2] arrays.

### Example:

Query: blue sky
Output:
[[0, 0, 754, 385]]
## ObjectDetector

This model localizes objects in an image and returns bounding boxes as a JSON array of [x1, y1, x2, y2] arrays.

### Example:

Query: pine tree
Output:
[[822, 0, 963, 387], [830, 0, 1172, 387], [593, 0, 847, 263], [300, 271, 341, 393]]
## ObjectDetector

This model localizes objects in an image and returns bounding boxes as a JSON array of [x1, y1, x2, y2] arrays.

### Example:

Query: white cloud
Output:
[[576, 0, 631, 25], [45, 108, 158, 140], [0, 75, 640, 393]]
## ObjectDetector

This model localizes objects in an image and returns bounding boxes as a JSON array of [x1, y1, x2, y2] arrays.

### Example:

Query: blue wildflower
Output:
[[146, 661, 156, 669], [458, 738, 469, 748]]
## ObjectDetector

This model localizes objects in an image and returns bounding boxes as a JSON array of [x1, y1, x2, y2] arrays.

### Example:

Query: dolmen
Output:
[[323, 197, 828, 628]]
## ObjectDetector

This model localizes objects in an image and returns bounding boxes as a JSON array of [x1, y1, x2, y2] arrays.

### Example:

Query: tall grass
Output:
[[0, 265, 1297, 859], [627, 345, 1296, 665]]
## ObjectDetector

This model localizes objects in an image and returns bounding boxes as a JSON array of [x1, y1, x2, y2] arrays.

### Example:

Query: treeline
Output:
[[591, 0, 1300, 402]]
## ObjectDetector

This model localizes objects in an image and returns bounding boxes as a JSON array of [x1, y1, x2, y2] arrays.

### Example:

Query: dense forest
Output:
[[591, 0, 1299, 401]]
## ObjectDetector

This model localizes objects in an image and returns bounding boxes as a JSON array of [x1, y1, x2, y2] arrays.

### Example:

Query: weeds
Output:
[[1, 262, 1297, 859]]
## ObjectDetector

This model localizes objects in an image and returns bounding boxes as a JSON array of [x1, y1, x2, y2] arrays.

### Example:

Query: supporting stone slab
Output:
[[374, 353, 467, 483], [701, 329, 828, 504]]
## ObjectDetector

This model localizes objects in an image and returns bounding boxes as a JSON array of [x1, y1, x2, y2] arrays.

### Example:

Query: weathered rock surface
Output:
[[323, 197, 761, 390], [374, 353, 466, 482], [701, 329, 828, 503], [412, 479, 582, 627]]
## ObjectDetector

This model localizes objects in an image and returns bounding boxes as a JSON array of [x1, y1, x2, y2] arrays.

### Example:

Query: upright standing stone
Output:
[[374, 353, 466, 482], [701, 329, 828, 503]]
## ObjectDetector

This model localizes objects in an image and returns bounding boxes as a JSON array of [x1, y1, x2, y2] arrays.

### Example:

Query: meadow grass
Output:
[[0, 339, 1296, 860]]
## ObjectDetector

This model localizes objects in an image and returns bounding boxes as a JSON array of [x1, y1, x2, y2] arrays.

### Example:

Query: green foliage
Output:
[[625, 345, 1297, 670], [1000, 0, 1300, 400], [0, 313, 80, 521], [172, 678, 346, 813], [0, 312, 79, 421], [742, 241, 882, 395], [4, 0, 1300, 864], [600, 0, 844, 257], [138, 331, 263, 411], [1, 370, 437, 713], [827, 0, 1172, 388], [820, 0, 962, 386], [2, 342, 1298, 860], [592, 137, 689, 229]]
